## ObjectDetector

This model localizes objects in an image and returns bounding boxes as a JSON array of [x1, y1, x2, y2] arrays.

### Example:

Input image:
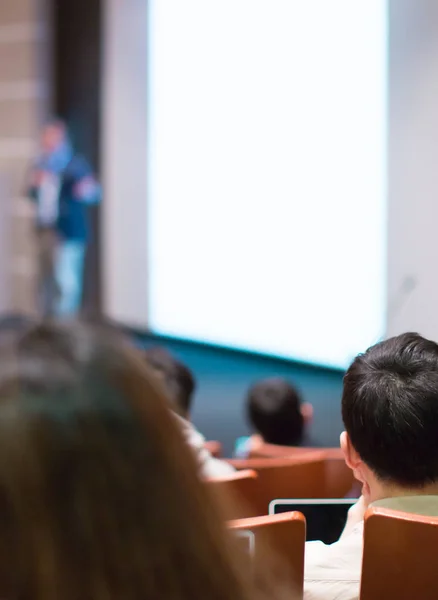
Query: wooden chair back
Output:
[[229, 511, 306, 599], [324, 455, 357, 498], [361, 507, 438, 600], [248, 443, 333, 459], [204, 440, 222, 458], [250, 444, 356, 496], [207, 469, 259, 519], [228, 455, 327, 513], [231, 447, 357, 500]]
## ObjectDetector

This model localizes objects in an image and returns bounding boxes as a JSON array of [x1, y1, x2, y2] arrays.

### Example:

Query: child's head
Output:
[[246, 377, 312, 446]]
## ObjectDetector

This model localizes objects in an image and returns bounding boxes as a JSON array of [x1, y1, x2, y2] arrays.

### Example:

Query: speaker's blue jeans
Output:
[[54, 240, 86, 317]]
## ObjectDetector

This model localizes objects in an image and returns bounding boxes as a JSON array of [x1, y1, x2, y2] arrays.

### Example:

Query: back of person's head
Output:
[[342, 332, 438, 489], [246, 377, 311, 446], [0, 322, 288, 600], [143, 347, 195, 419]]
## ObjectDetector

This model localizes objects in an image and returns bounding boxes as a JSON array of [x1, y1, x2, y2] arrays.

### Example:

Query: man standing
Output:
[[28, 120, 100, 317]]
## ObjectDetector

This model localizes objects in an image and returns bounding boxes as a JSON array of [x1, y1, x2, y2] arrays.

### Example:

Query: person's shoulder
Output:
[[177, 415, 205, 448], [175, 416, 235, 478], [201, 455, 235, 479]]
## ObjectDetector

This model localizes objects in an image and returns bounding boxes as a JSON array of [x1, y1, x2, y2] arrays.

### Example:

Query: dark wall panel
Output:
[[51, 0, 102, 313]]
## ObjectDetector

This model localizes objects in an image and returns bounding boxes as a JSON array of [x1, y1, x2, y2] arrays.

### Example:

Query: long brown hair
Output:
[[0, 322, 289, 600]]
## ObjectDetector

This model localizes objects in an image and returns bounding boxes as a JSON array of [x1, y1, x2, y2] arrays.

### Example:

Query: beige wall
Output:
[[102, 0, 149, 326], [387, 0, 438, 340], [0, 0, 50, 314]]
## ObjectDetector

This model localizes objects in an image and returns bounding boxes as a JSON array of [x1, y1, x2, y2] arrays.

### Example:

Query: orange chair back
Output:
[[229, 511, 306, 599], [207, 469, 259, 519], [361, 507, 438, 600], [249, 443, 338, 459], [228, 455, 328, 513], [324, 455, 357, 498], [231, 448, 357, 501], [250, 444, 356, 496], [204, 440, 222, 458]]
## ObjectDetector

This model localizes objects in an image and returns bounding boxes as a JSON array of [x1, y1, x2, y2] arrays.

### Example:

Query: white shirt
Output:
[[38, 173, 61, 226], [176, 416, 235, 479], [304, 495, 438, 600], [304, 522, 363, 600]]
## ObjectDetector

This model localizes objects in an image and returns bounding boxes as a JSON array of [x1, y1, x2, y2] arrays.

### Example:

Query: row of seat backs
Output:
[[249, 442, 343, 460], [229, 507, 438, 600], [213, 451, 357, 517], [204, 441, 343, 461]]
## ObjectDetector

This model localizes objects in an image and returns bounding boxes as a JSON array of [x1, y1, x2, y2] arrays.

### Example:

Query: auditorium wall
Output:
[[387, 0, 438, 340], [2, 0, 438, 346], [0, 0, 50, 314], [103, 0, 438, 348], [102, 0, 150, 325]]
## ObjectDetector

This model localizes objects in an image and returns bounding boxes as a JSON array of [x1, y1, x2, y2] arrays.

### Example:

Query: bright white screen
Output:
[[148, 0, 387, 369]]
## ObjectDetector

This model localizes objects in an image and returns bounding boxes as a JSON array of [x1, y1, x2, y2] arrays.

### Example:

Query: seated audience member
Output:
[[144, 347, 235, 478], [235, 377, 313, 457], [304, 333, 438, 600], [0, 322, 290, 600], [143, 346, 195, 419]]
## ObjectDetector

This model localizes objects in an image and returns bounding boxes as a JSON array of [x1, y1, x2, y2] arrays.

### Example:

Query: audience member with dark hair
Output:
[[0, 322, 290, 600], [235, 377, 313, 457], [143, 347, 195, 418], [304, 333, 438, 600], [143, 346, 235, 478]]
